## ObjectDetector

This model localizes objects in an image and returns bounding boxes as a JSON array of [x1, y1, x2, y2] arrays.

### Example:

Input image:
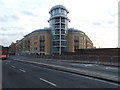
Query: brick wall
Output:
[[62, 48, 119, 56]]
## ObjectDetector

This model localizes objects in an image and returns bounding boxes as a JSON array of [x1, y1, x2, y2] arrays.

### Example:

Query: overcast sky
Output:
[[0, 0, 118, 48]]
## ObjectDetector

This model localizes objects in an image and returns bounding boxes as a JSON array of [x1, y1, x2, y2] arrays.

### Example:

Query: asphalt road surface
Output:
[[2, 59, 119, 88], [10, 55, 118, 77]]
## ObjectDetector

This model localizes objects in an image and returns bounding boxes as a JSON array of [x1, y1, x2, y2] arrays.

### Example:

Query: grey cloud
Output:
[[0, 32, 25, 36], [110, 13, 118, 17], [21, 11, 37, 17], [0, 27, 25, 31], [0, 27, 7, 31], [107, 9, 118, 17], [0, 17, 7, 22], [92, 22, 102, 26], [0, 1, 4, 5], [10, 15, 20, 21], [9, 27, 25, 30], [107, 21, 114, 24], [0, 15, 20, 22]]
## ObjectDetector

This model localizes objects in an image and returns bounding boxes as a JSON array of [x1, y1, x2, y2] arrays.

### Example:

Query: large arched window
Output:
[[53, 9, 59, 15]]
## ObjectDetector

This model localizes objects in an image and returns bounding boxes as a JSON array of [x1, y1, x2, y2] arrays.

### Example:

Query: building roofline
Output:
[[49, 5, 69, 13]]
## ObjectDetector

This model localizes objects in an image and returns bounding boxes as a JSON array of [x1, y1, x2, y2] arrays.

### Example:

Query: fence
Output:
[[23, 54, 119, 66]]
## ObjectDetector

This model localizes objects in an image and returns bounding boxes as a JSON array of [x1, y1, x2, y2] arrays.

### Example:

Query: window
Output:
[[61, 41, 66, 46], [53, 36, 60, 40], [74, 42, 79, 46], [74, 46, 79, 51], [33, 36, 38, 40], [40, 46, 45, 51], [54, 9, 59, 15], [34, 47, 37, 50], [55, 18, 60, 22], [55, 25, 60, 28], [64, 11, 67, 15], [52, 10, 54, 15], [40, 42, 45, 46], [55, 31, 60, 34], [53, 41, 59, 46], [34, 42, 37, 45], [80, 37, 83, 40], [80, 43, 83, 45], [61, 18, 65, 23], [40, 35, 45, 40], [61, 47, 65, 52], [60, 9, 65, 15], [61, 35, 66, 39], [52, 19, 55, 23], [61, 31, 65, 34], [74, 36, 79, 40], [40, 35, 45, 42], [74, 36, 79, 42], [53, 47, 59, 51], [61, 25, 65, 28]]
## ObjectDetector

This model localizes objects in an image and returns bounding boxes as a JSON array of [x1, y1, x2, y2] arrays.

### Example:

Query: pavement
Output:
[[2, 59, 119, 88], [9, 55, 119, 83]]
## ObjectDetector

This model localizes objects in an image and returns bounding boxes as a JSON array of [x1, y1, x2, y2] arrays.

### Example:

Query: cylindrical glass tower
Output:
[[48, 5, 70, 55]]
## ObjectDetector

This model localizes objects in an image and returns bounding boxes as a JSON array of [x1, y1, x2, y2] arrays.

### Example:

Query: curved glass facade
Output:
[[49, 5, 70, 55]]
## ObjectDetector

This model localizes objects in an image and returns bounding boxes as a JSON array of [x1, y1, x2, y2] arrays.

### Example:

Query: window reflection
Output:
[[52, 8, 67, 15]]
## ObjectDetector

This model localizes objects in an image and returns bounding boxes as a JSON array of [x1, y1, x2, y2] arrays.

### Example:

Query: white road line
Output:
[[11, 65, 16, 68], [19, 69, 26, 73], [105, 67, 117, 70], [83, 64, 93, 67], [40, 78, 57, 87]]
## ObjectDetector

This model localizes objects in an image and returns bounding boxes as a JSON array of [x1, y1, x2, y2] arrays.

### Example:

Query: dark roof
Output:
[[30, 28, 51, 34], [68, 28, 85, 34]]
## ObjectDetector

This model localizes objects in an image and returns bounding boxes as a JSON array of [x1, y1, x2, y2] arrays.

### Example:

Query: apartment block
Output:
[[11, 5, 93, 55]]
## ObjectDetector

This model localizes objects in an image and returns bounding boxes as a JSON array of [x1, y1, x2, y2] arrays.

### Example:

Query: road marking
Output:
[[105, 67, 110, 69], [19, 69, 26, 72], [40, 78, 57, 87], [105, 67, 118, 70], [83, 64, 93, 67], [11, 65, 16, 68]]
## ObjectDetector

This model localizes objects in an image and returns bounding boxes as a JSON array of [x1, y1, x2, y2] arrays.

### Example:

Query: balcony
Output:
[[55, 31, 60, 34], [61, 20, 65, 23], [55, 25, 60, 29], [40, 40, 45, 42], [53, 36, 60, 40], [40, 43, 45, 46], [74, 43, 79, 46], [61, 25, 65, 28], [55, 19, 60, 23]]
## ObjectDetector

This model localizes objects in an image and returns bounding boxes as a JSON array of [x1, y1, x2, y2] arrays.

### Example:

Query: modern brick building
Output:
[[9, 42, 16, 55], [11, 5, 93, 55]]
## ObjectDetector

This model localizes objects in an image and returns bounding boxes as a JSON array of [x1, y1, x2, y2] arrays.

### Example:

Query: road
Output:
[[2, 59, 119, 88], [10, 55, 118, 78]]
